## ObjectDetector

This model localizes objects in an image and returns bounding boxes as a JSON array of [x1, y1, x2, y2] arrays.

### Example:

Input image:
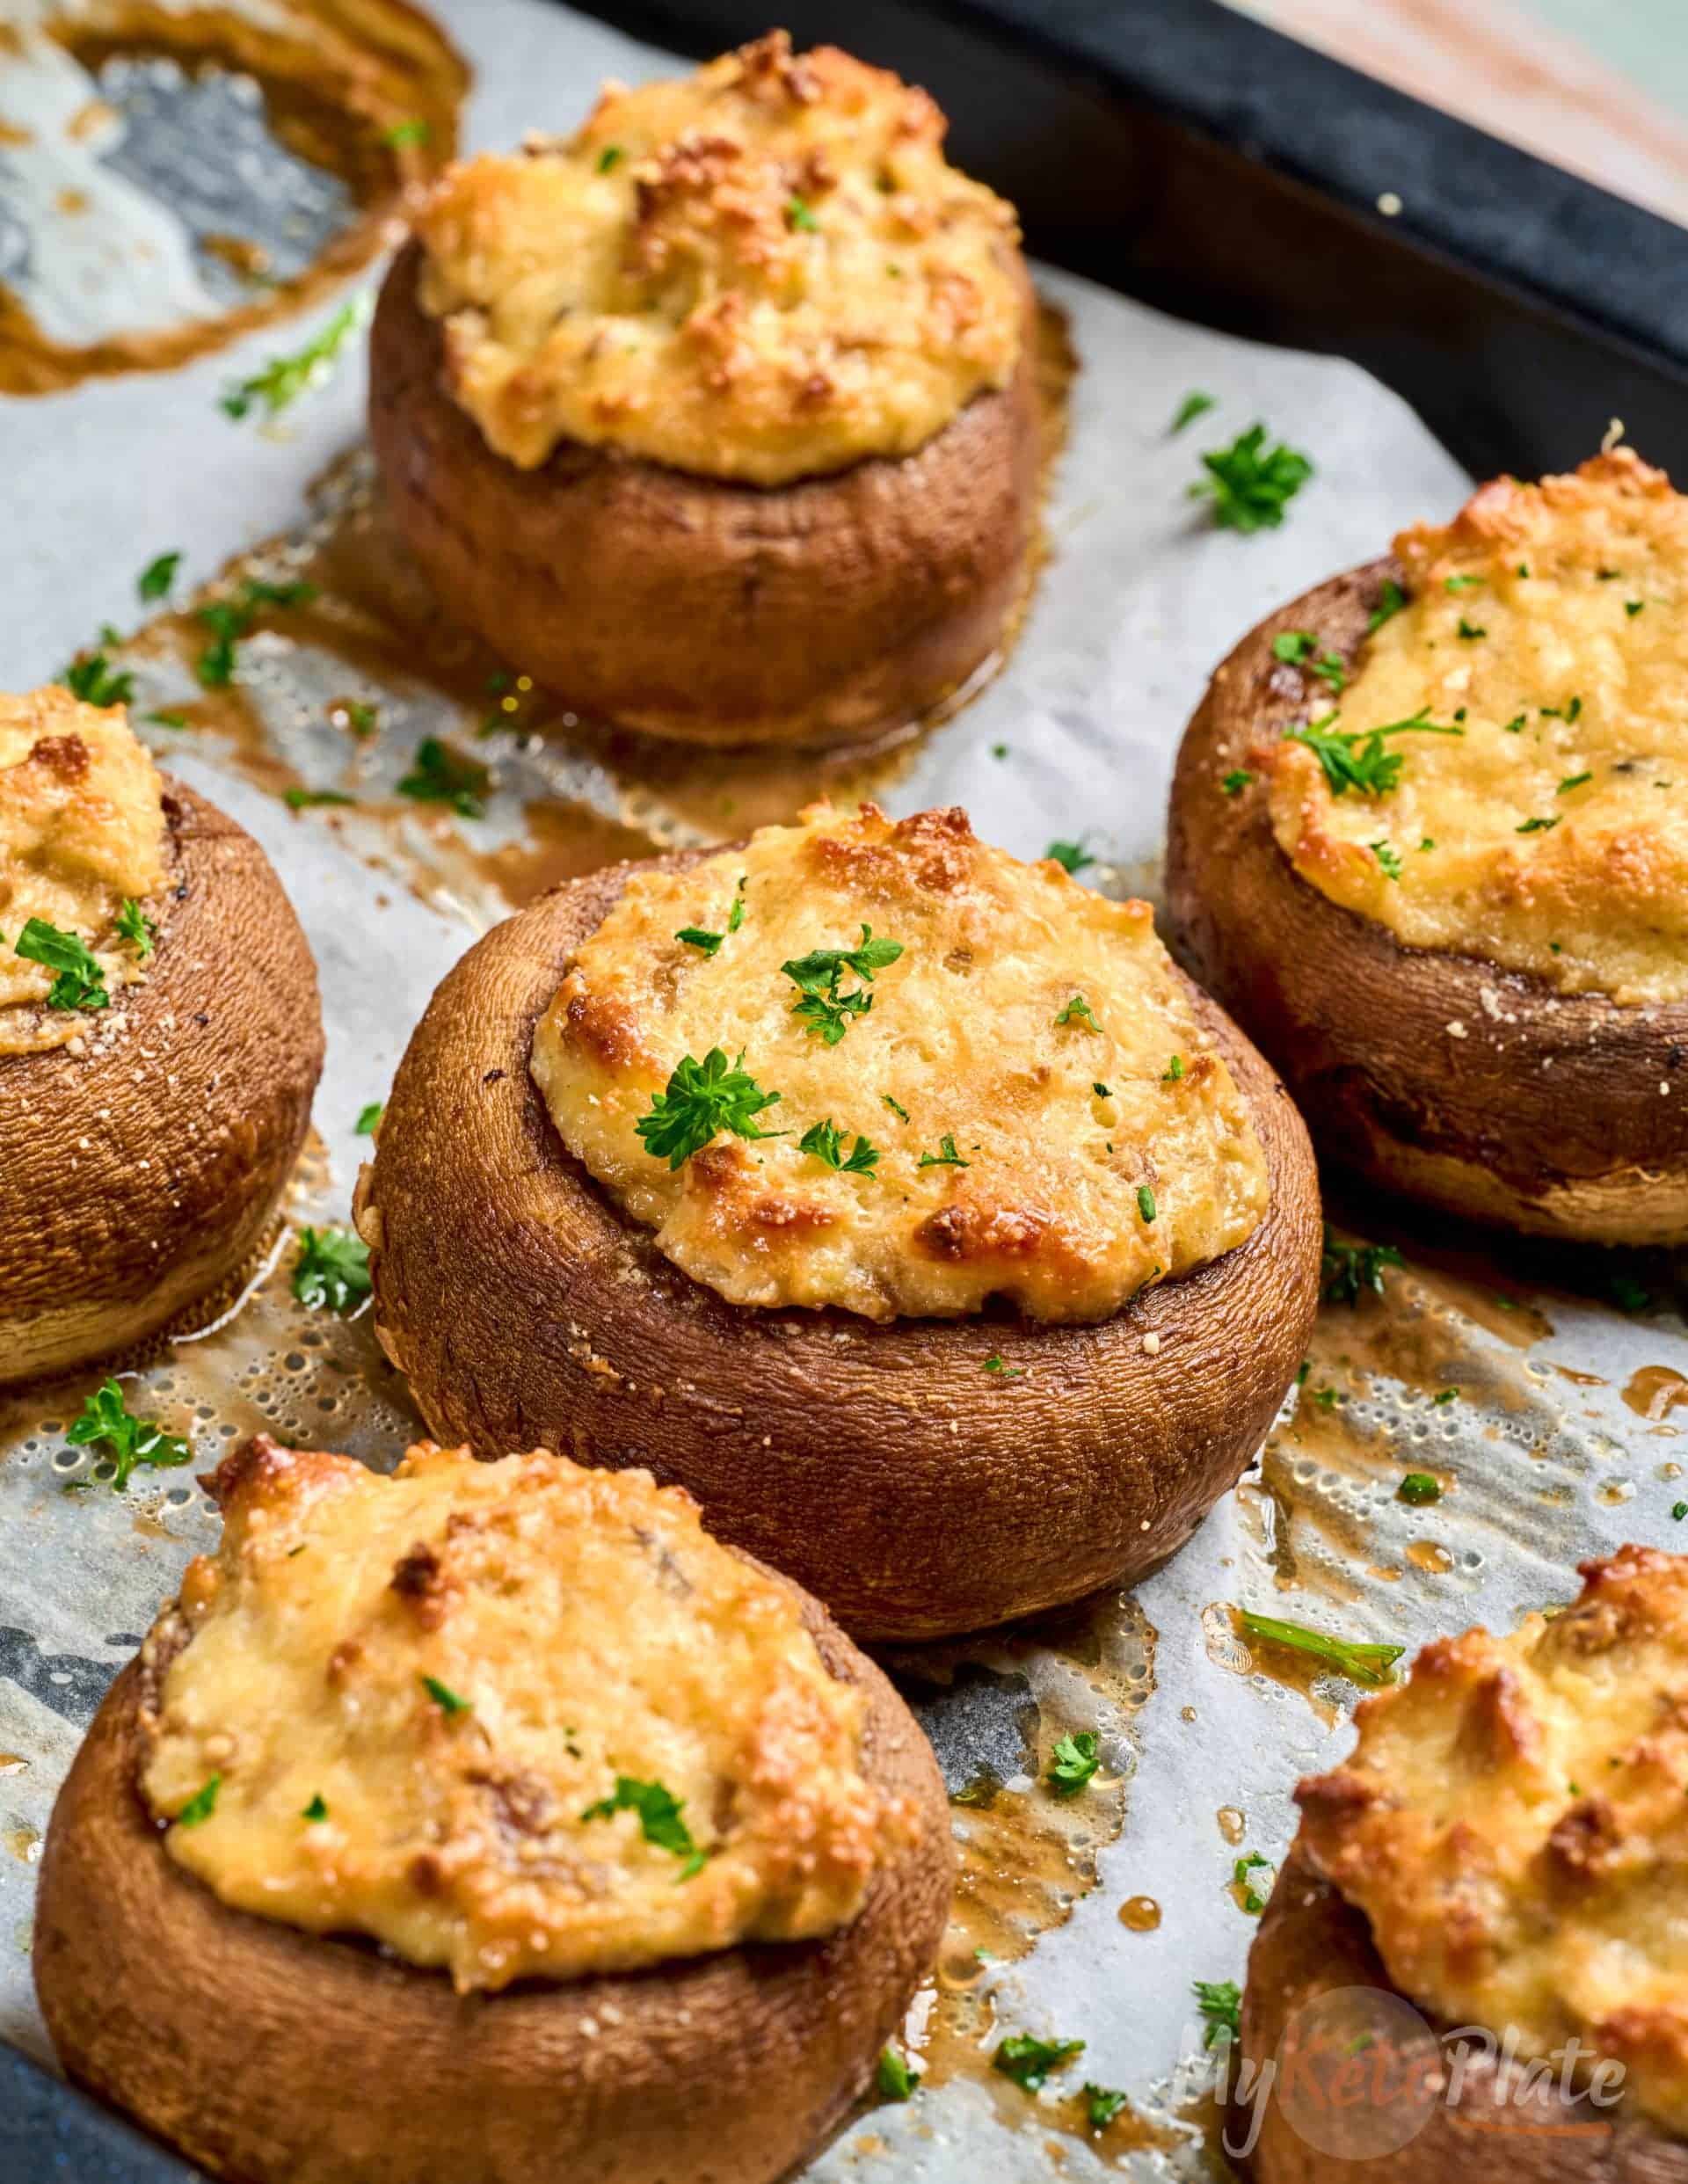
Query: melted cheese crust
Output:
[[414, 31, 1023, 485], [532, 804, 1269, 1323], [1262, 450, 1688, 1005], [0, 688, 168, 1056], [1297, 1547, 1688, 2137], [140, 1438, 902, 1992]]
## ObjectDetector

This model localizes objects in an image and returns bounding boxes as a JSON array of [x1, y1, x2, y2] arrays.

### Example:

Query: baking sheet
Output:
[[4, 4, 1686, 2178]]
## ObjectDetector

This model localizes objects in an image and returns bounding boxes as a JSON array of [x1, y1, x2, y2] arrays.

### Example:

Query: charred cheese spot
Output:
[[139, 1438, 902, 1992], [0, 687, 169, 1054], [1295, 1545, 1688, 2136], [531, 803, 1269, 1323], [413, 32, 1023, 485], [1262, 449, 1688, 1004]]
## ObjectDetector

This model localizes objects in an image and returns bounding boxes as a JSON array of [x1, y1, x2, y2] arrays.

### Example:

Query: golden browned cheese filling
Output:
[[531, 804, 1269, 1323], [0, 687, 168, 1056], [1297, 1547, 1688, 2137], [140, 1438, 903, 1992], [413, 31, 1023, 484], [1262, 449, 1688, 1005]]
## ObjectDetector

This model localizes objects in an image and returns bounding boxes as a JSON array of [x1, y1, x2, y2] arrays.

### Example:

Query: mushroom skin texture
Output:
[[1239, 1848, 1688, 2183], [0, 780, 324, 1384], [368, 240, 1042, 749], [33, 1587, 951, 2184], [1165, 560, 1688, 1244], [354, 856, 1322, 1642]]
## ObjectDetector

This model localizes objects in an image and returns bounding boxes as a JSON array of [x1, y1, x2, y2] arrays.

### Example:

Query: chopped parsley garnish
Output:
[[1271, 630, 1346, 693], [1190, 424, 1312, 533], [1284, 706, 1463, 797], [114, 899, 156, 958], [354, 1102, 384, 1136], [1046, 1731, 1100, 1797], [1045, 838, 1095, 873], [1443, 574, 1483, 593], [149, 710, 191, 730], [1399, 1473, 1442, 1505], [1170, 389, 1216, 434], [882, 1094, 909, 1122], [1627, 599, 1646, 616], [782, 925, 903, 1045], [1137, 1185, 1157, 1224], [1094, 1081, 1112, 1098], [382, 118, 431, 149], [985, 1353, 1025, 1379], [637, 1049, 783, 1168], [1675, 1503, 1688, 1522], [675, 926, 724, 955], [877, 2048, 921, 2100], [1055, 993, 1100, 1031], [786, 193, 819, 232], [1557, 772, 1592, 795], [1321, 1227, 1404, 1303], [292, 1226, 373, 1314], [1503, 713, 1526, 734], [582, 1775, 705, 1876], [420, 1674, 470, 1717], [342, 700, 377, 737], [728, 888, 746, 933], [1220, 768, 1255, 796], [1433, 1387, 1459, 1405], [194, 578, 316, 688], [1517, 814, 1561, 834], [1366, 579, 1408, 632], [1370, 839, 1402, 880], [62, 638, 134, 710], [138, 550, 182, 602], [1456, 617, 1487, 640], [1084, 2085, 1130, 2130], [302, 1794, 329, 1821], [993, 2034, 1086, 2093], [15, 919, 108, 1011], [1194, 1980, 1241, 2048], [919, 1134, 970, 1169], [284, 787, 354, 810], [597, 144, 623, 172], [798, 1118, 879, 1176], [397, 736, 491, 819], [176, 1775, 222, 1827], [1610, 1274, 1651, 1314], [66, 1380, 191, 1491], [1233, 1851, 1274, 1914], [1238, 1608, 1405, 1689], [221, 295, 369, 421]]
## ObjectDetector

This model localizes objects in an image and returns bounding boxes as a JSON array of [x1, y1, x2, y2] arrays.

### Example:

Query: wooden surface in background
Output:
[[1227, 0, 1688, 228]]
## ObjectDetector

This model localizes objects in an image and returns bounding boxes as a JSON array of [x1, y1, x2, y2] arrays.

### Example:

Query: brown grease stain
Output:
[[1216, 1804, 1245, 1845], [0, 3, 468, 395], [3, 1826, 40, 1866], [1625, 1365, 1688, 1423], [0, 1755, 29, 1777], [1118, 1893, 1161, 1931]]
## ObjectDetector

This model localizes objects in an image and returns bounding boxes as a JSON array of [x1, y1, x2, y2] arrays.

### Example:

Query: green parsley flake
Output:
[[637, 1050, 783, 1168], [1370, 839, 1402, 880], [62, 642, 135, 710], [782, 925, 903, 1045], [1233, 1851, 1274, 1914], [397, 737, 491, 819], [919, 1134, 970, 1169], [421, 1675, 470, 1717], [302, 1794, 330, 1821], [786, 194, 819, 232], [354, 1103, 384, 1136], [114, 899, 156, 958], [675, 926, 724, 955], [797, 1118, 879, 1176], [1557, 772, 1593, 795], [138, 550, 182, 602], [1137, 1185, 1157, 1223], [1399, 1473, 1442, 1505], [221, 295, 370, 422], [176, 1775, 222, 1828], [581, 1775, 706, 1877], [1170, 389, 1216, 434], [15, 919, 108, 1011], [292, 1226, 373, 1314], [877, 2049, 921, 2100], [1190, 424, 1313, 533], [882, 1093, 909, 1122], [993, 2034, 1086, 2093], [1321, 1227, 1404, 1304], [1366, 579, 1408, 632], [1271, 630, 1346, 692], [1085, 2085, 1130, 2130], [597, 144, 623, 172], [1194, 1979, 1241, 2048], [1046, 1731, 1100, 1797], [985, 1353, 1025, 1380], [1055, 993, 1100, 1031], [1284, 706, 1463, 798], [1238, 1608, 1405, 1688], [383, 119, 431, 149], [1220, 768, 1255, 796], [284, 788, 355, 810], [66, 1380, 191, 1492], [1044, 839, 1095, 874], [1517, 815, 1561, 834]]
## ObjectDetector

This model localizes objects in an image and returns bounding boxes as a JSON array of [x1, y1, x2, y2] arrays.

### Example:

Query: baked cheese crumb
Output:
[[414, 32, 1023, 484], [1263, 449, 1688, 1004], [1298, 1545, 1688, 2136], [532, 803, 1269, 1323], [141, 1438, 904, 1991], [0, 688, 168, 1055]]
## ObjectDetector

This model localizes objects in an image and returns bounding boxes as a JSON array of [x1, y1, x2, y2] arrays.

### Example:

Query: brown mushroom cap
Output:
[[355, 857, 1322, 1642], [33, 1579, 952, 2184], [1241, 1846, 1688, 2183], [1166, 560, 1688, 1245], [368, 240, 1042, 748], [0, 778, 324, 1384]]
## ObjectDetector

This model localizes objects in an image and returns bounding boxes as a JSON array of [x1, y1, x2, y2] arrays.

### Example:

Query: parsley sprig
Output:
[[292, 1227, 373, 1314], [195, 579, 316, 688], [582, 1775, 707, 1878], [919, 1134, 970, 1169], [221, 295, 369, 422], [15, 920, 108, 1011], [798, 1118, 879, 1176], [67, 1380, 191, 1491], [993, 2034, 1086, 2093], [782, 925, 903, 1045], [397, 737, 491, 819], [1321, 1227, 1404, 1304], [1239, 1609, 1405, 1689], [637, 1050, 783, 1168], [1193, 1979, 1241, 2048], [1272, 630, 1346, 693], [1284, 705, 1464, 797], [62, 631, 135, 710], [1046, 1731, 1100, 1798], [1191, 424, 1313, 533], [877, 2048, 921, 2100], [115, 899, 156, 958]]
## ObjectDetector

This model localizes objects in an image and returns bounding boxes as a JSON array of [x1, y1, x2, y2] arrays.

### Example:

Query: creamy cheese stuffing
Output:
[[413, 31, 1024, 484], [1298, 1546, 1688, 2137], [532, 803, 1269, 1323], [141, 1438, 905, 1991], [0, 687, 168, 1056], [1262, 449, 1688, 1004]]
